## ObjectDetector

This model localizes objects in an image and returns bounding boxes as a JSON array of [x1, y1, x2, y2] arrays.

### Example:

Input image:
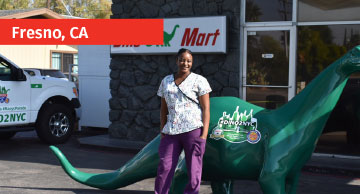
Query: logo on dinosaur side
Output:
[[0, 86, 10, 103], [210, 107, 261, 144]]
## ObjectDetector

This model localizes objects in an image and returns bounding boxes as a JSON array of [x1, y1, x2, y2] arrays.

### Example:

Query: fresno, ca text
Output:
[[12, 27, 88, 41]]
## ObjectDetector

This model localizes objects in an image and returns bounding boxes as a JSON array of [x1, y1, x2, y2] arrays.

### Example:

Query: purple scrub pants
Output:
[[154, 128, 206, 194]]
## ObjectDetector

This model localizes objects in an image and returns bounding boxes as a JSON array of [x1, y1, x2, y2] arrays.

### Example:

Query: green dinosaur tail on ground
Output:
[[49, 136, 161, 190]]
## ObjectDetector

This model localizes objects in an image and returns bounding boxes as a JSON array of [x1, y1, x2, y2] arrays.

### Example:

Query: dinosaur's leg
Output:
[[210, 179, 233, 194], [259, 172, 286, 194], [285, 171, 300, 194], [259, 149, 287, 194]]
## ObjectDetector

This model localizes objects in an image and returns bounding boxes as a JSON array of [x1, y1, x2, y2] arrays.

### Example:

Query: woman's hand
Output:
[[199, 135, 207, 140]]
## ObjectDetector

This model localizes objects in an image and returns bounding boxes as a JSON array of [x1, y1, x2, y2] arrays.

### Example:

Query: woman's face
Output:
[[176, 52, 193, 74]]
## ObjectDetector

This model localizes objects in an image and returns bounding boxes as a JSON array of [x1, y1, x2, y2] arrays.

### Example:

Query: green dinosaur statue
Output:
[[50, 45, 360, 194]]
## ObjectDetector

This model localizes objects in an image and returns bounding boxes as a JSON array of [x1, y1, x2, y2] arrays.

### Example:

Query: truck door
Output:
[[0, 59, 30, 126]]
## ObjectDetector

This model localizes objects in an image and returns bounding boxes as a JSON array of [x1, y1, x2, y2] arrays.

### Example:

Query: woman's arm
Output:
[[199, 93, 210, 140], [160, 97, 168, 138]]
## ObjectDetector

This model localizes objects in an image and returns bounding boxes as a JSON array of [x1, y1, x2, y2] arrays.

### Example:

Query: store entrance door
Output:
[[242, 27, 296, 109]]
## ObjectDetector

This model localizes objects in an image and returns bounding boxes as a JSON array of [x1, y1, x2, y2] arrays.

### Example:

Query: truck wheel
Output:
[[36, 104, 74, 144], [0, 132, 16, 140]]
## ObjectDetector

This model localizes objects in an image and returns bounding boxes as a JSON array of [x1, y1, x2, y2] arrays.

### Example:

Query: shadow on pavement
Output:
[[232, 172, 360, 194], [0, 186, 153, 194]]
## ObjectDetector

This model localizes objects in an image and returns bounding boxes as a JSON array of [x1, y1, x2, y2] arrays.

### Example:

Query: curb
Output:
[[303, 153, 360, 177], [302, 165, 360, 177], [77, 134, 146, 153]]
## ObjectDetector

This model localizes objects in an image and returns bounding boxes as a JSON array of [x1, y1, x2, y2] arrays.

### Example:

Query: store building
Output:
[[0, 8, 78, 72], [108, 0, 360, 145]]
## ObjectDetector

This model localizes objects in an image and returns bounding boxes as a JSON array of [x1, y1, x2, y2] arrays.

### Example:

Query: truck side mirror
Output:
[[16, 69, 26, 81]]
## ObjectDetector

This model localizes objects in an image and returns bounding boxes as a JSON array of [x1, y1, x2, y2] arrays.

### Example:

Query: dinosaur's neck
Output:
[[268, 54, 352, 146]]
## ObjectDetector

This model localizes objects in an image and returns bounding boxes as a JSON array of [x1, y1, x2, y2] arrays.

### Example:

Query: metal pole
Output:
[[60, 0, 73, 16]]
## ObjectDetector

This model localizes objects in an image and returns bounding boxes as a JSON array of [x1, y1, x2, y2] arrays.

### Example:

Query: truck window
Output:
[[0, 61, 12, 81]]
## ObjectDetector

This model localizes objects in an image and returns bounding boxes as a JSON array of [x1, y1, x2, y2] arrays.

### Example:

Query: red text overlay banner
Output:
[[0, 19, 163, 45]]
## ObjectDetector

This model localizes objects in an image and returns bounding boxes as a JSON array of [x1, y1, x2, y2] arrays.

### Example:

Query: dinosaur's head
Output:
[[339, 45, 360, 75]]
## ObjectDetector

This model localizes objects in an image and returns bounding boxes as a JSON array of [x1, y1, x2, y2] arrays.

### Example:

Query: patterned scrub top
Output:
[[157, 73, 212, 135]]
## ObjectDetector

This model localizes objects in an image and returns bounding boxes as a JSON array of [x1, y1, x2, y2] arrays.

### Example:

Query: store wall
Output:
[[109, 0, 241, 141], [78, 45, 111, 128]]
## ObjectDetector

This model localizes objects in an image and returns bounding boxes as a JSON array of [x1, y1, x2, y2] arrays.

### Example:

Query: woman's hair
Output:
[[176, 48, 192, 60]]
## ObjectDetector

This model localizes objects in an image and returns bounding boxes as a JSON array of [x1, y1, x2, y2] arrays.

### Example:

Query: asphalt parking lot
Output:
[[0, 131, 359, 194], [0, 131, 155, 194]]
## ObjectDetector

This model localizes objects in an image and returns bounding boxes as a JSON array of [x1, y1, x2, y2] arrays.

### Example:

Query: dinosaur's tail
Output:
[[49, 136, 160, 190]]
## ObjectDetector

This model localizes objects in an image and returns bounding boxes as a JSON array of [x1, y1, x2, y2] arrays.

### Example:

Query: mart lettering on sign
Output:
[[0, 113, 26, 123], [181, 28, 220, 46]]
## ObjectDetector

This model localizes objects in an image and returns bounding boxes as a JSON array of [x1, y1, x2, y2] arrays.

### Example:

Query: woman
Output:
[[155, 48, 212, 194]]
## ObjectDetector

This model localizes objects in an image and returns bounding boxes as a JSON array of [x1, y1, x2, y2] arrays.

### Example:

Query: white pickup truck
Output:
[[0, 54, 80, 144]]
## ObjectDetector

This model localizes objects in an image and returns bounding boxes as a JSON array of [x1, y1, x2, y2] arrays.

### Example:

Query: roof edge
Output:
[[0, 8, 64, 19]]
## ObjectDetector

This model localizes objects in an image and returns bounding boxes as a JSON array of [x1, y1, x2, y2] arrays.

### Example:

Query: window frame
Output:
[[241, 0, 298, 26], [50, 50, 78, 72]]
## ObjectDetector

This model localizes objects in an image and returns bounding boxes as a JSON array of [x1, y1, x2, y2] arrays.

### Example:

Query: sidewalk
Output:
[[77, 134, 360, 177]]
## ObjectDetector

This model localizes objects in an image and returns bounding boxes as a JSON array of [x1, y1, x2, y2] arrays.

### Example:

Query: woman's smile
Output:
[[177, 52, 193, 74]]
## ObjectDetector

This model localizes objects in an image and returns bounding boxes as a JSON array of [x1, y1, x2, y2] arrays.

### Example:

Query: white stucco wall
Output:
[[78, 45, 111, 128]]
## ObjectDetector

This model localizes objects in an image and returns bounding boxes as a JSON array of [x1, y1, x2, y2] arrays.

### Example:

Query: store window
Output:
[[297, 24, 360, 149], [297, 24, 360, 92], [51, 52, 78, 73], [246, 0, 292, 22], [246, 30, 290, 108], [298, 0, 360, 22], [247, 31, 290, 86]]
